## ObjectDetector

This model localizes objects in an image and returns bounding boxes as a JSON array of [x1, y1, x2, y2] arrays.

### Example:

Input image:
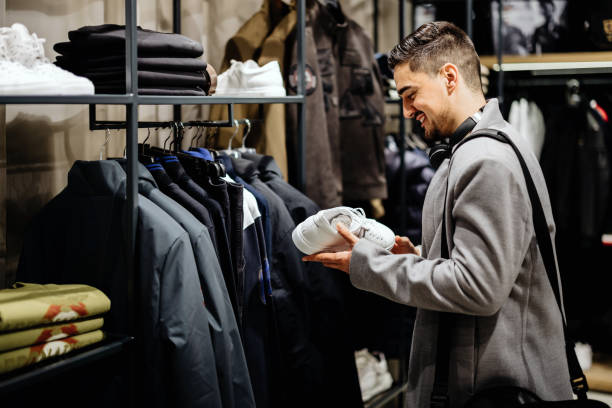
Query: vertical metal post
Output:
[[173, 0, 182, 129], [125, 0, 137, 96], [124, 0, 138, 405], [373, 0, 379, 53], [296, 0, 306, 191], [466, 0, 473, 39], [497, 0, 504, 108]]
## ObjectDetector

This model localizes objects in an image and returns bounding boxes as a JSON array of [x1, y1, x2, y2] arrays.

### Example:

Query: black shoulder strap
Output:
[[431, 129, 588, 408]]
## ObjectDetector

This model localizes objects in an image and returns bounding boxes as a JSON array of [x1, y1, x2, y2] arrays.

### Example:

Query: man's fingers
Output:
[[302, 252, 342, 263], [336, 224, 359, 246]]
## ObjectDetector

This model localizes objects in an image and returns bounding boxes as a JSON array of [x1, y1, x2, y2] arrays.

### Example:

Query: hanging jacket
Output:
[[17, 160, 222, 408], [286, 0, 387, 207], [540, 103, 610, 245], [242, 151, 364, 407], [382, 135, 434, 244], [134, 161, 256, 408]]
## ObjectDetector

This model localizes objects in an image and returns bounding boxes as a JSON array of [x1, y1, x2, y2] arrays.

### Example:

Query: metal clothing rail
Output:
[[89, 104, 236, 130]]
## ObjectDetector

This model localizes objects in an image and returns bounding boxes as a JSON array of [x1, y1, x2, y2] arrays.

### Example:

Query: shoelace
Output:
[[349, 208, 388, 243]]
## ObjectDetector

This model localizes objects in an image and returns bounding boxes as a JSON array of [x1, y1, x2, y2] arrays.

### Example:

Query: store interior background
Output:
[[2, 0, 612, 404]]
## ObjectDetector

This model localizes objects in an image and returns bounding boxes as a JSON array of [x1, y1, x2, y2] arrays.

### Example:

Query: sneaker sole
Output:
[[213, 87, 286, 97]]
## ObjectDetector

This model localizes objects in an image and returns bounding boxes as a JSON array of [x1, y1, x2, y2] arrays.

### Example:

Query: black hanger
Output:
[[138, 128, 155, 164]]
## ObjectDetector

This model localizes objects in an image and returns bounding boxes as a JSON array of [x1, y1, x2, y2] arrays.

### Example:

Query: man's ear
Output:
[[440, 63, 459, 95]]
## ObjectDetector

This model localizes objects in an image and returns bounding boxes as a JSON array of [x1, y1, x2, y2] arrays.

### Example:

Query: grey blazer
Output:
[[350, 99, 573, 407]]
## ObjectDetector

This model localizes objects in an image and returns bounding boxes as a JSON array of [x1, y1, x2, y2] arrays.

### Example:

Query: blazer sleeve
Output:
[[349, 157, 531, 316]]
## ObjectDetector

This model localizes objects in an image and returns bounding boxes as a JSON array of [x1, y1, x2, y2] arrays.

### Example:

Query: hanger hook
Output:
[[189, 125, 199, 148], [143, 127, 151, 145], [173, 122, 184, 152], [195, 125, 205, 148], [163, 123, 174, 152], [241, 119, 252, 148], [228, 119, 240, 150], [100, 128, 112, 160]]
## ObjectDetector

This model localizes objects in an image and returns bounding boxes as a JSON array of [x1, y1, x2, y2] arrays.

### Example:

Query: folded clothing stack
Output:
[[54, 24, 213, 96], [0, 283, 110, 374]]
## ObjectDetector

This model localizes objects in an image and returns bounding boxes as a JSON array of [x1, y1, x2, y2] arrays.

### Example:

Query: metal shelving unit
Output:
[[0, 0, 307, 396]]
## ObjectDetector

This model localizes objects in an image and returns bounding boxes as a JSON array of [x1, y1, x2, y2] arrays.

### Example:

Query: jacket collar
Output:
[[109, 158, 159, 192], [312, 0, 348, 35], [471, 98, 506, 134], [67, 160, 126, 196], [451, 98, 506, 154]]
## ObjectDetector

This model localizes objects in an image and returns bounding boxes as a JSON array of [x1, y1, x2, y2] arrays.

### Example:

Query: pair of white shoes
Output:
[[292, 206, 395, 255], [0, 23, 94, 95], [355, 348, 394, 402], [215, 59, 286, 97]]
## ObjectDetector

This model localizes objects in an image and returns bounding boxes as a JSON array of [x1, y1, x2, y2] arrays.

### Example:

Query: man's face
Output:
[[394, 62, 453, 141]]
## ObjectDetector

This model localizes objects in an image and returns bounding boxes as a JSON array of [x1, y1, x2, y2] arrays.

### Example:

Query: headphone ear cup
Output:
[[429, 144, 451, 170]]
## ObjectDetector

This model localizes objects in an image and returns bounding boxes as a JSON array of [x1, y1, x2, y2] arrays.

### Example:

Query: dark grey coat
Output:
[[136, 164, 255, 408]]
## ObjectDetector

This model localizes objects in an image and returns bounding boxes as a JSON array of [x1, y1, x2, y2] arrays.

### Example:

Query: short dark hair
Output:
[[388, 21, 482, 92]]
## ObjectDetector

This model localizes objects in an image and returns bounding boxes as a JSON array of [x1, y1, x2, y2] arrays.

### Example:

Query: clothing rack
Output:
[[0, 0, 307, 398]]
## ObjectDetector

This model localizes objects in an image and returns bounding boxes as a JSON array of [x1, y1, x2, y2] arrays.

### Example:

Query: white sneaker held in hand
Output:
[[292, 206, 395, 255]]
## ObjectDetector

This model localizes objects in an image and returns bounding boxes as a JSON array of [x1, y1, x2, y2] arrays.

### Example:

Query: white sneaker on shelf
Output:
[[0, 23, 94, 95], [355, 349, 394, 402], [215, 59, 286, 97], [292, 206, 395, 255]]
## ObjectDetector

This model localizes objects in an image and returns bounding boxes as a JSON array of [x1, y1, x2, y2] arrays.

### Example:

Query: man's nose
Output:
[[404, 104, 415, 119]]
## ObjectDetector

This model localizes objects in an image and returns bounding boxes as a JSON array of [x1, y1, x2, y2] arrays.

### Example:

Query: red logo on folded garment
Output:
[[70, 302, 88, 316], [43, 304, 62, 320]]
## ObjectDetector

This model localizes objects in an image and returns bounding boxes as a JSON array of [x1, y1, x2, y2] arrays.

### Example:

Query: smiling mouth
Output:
[[415, 112, 426, 127]]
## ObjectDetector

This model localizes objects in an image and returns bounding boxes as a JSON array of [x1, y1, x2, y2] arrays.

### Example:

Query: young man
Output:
[[304, 22, 573, 407]]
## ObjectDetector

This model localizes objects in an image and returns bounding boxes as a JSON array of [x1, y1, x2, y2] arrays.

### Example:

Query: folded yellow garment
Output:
[[0, 330, 105, 375], [0, 317, 104, 353], [0, 283, 110, 332]]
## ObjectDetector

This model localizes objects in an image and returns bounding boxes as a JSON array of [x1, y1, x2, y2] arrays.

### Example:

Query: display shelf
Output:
[[364, 382, 409, 408], [480, 52, 612, 73], [0, 334, 133, 394], [0, 95, 306, 106], [136, 95, 306, 105], [0, 94, 135, 105]]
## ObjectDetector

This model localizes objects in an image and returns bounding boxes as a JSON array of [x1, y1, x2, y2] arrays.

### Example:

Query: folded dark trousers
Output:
[[78, 69, 208, 88], [55, 55, 207, 73], [56, 24, 203, 58], [94, 85, 206, 96]]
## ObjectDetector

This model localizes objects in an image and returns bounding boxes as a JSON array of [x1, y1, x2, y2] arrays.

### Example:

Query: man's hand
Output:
[[392, 236, 420, 255], [302, 223, 358, 274]]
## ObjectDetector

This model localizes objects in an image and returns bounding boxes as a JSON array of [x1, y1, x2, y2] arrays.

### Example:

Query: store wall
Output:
[[0, 0, 409, 288]]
